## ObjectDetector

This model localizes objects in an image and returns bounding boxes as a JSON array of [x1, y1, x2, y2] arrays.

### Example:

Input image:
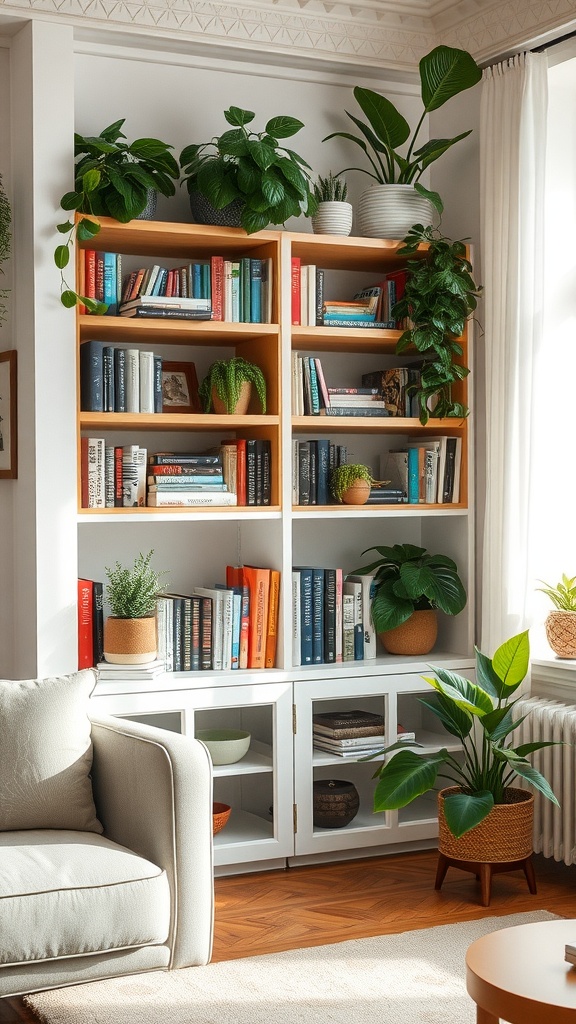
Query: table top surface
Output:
[[466, 919, 576, 1014]]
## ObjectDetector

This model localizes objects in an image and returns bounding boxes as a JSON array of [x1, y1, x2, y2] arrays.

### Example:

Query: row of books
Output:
[[290, 259, 408, 328], [78, 578, 104, 669], [80, 340, 167, 414], [381, 436, 462, 505], [156, 564, 280, 671], [312, 709, 415, 757], [80, 446, 272, 509], [77, 249, 274, 323], [293, 353, 393, 418], [292, 568, 376, 666], [292, 439, 348, 506]]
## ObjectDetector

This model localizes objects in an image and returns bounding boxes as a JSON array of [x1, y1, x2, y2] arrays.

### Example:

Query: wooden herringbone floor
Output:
[[2, 849, 576, 1021]]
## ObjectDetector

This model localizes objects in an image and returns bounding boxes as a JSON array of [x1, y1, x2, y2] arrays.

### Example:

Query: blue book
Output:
[[102, 252, 118, 315], [240, 257, 251, 322], [294, 567, 313, 665], [230, 589, 242, 669], [308, 358, 321, 415], [192, 263, 202, 298], [201, 263, 210, 300], [152, 267, 168, 296], [314, 439, 330, 505], [103, 346, 115, 412], [250, 259, 262, 324], [407, 447, 419, 504]]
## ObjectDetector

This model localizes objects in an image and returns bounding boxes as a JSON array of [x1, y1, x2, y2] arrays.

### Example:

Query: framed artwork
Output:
[[161, 360, 201, 414], [0, 349, 17, 479]]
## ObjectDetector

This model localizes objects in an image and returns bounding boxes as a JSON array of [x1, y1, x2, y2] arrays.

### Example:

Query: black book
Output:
[[114, 348, 126, 413], [323, 568, 337, 663], [308, 441, 317, 505], [298, 441, 311, 506], [199, 597, 212, 671], [261, 439, 271, 506], [80, 340, 105, 412], [103, 347, 115, 412], [149, 454, 221, 466], [315, 268, 325, 326], [246, 439, 257, 506], [315, 439, 330, 506], [153, 355, 163, 414], [443, 437, 458, 503], [119, 306, 213, 320], [169, 596, 184, 672], [92, 581, 104, 665]]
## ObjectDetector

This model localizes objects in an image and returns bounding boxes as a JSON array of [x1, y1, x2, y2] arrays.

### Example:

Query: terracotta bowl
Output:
[[212, 802, 232, 835]]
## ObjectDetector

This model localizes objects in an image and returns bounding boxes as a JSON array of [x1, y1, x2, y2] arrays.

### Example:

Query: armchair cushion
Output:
[[0, 670, 102, 833], [0, 830, 171, 966]]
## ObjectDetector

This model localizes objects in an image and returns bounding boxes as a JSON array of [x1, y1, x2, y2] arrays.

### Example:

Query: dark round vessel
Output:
[[313, 779, 360, 829]]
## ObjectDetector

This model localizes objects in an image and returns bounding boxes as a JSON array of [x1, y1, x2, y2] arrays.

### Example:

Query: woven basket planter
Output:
[[545, 610, 576, 658], [103, 616, 157, 665], [438, 787, 534, 863], [378, 609, 437, 655]]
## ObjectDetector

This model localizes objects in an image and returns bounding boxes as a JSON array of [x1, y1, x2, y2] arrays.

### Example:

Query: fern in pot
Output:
[[103, 550, 168, 665], [199, 357, 267, 415]]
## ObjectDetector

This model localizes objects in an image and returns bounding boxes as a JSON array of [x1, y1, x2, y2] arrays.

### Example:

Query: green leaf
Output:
[[246, 139, 276, 172], [353, 87, 410, 151], [419, 694, 472, 739], [60, 190, 84, 212], [373, 748, 449, 810], [56, 220, 74, 234], [217, 129, 250, 157], [241, 208, 270, 234], [276, 157, 309, 197], [261, 170, 286, 207], [492, 630, 530, 691], [413, 133, 473, 172], [225, 106, 255, 127], [265, 116, 304, 139], [510, 761, 559, 805], [419, 45, 482, 113], [424, 669, 494, 717], [414, 183, 444, 214], [442, 790, 494, 838], [76, 217, 101, 240], [54, 245, 70, 270], [60, 289, 78, 308], [81, 168, 101, 193]]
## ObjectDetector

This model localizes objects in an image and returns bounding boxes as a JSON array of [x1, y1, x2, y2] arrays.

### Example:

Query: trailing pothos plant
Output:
[[393, 196, 482, 424], [55, 119, 179, 312]]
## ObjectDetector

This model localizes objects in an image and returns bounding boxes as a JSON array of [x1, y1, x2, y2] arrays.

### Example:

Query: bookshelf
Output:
[[82, 217, 474, 874]]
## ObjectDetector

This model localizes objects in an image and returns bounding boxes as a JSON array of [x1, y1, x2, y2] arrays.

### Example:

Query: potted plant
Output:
[[311, 172, 353, 236], [330, 463, 377, 505], [323, 45, 482, 238], [350, 542, 466, 654], [368, 631, 559, 892], [0, 172, 11, 325], [179, 105, 318, 235], [199, 356, 267, 414], [55, 119, 180, 311], [393, 198, 482, 424], [537, 573, 576, 658], [103, 549, 168, 665]]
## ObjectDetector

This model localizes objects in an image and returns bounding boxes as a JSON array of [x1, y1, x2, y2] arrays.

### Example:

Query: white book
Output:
[[214, 586, 234, 671], [345, 574, 377, 660], [418, 436, 448, 503], [343, 580, 363, 660], [300, 264, 309, 327], [104, 444, 115, 508], [223, 260, 233, 321], [292, 570, 301, 667], [313, 740, 384, 758], [193, 586, 224, 670], [155, 597, 170, 673], [342, 592, 355, 662], [135, 446, 147, 507], [122, 444, 139, 507], [139, 351, 155, 414], [313, 731, 384, 748], [87, 437, 106, 508], [147, 491, 237, 507], [125, 348, 140, 413]]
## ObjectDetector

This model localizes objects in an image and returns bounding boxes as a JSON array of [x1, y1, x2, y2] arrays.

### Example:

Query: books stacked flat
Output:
[[147, 452, 237, 507], [96, 659, 166, 681], [312, 710, 385, 757], [119, 295, 212, 320], [324, 386, 390, 418], [565, 942, 576, 966]]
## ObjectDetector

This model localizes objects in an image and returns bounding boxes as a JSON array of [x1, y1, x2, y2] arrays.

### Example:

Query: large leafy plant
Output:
[[370, 631, 560, 838], [55, 119, 179, 312], [393, 204, 481, 424], [179, 106, 317, 235], [105, 550, 167, 619], [351, 542, 466, 633], [324, 45, 481, 206]]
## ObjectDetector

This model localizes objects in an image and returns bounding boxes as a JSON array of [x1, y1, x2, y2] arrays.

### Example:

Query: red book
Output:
[[291, 257, 301, 326], [265, 569, 281, 668], [84, 250, 97, 300], [211, 255, 224, 321], [77, 578, 94, 669]]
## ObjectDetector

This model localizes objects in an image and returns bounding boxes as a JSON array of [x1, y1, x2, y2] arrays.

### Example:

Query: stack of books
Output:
[[312, 710, 386, 757], [119, 295, 212, 320], [96, 660, 166, 681], [147, 452, 237, 507]]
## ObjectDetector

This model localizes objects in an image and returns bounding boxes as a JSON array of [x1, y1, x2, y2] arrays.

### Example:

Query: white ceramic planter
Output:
[[312, 201, 353, 236], [357, 184, 435, 239]]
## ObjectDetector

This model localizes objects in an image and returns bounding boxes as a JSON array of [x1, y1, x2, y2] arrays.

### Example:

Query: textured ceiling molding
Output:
[[0, 0, 436, 70], [432, 0, 576, 62]]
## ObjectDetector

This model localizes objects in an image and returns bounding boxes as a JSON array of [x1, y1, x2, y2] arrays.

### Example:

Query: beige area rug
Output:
[[25, 911, 558, 1024]]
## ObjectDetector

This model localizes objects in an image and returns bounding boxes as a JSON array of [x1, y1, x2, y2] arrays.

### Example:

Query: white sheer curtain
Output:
[[479, 52, 548, 655]]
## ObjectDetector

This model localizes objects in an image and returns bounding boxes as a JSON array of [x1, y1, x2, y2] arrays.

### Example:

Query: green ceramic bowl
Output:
[[196, 728, 251, 765]]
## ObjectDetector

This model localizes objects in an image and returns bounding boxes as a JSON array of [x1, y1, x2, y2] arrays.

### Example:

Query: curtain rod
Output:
[[532, 28, 576, 53]]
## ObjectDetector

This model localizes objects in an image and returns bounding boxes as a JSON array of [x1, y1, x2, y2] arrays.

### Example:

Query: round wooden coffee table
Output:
[[466, 919, 576, 1023]]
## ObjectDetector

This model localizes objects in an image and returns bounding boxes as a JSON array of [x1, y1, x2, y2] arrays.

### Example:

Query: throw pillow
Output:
[[0, 669, 103, 833]]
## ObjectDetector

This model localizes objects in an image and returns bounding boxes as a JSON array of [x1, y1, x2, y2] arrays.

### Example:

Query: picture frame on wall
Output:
[[0, 349, 17, 479], [161, 360, 201, 414]]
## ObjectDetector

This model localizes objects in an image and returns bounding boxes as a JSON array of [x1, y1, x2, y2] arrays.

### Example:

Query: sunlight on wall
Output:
[[529, 56, 576, 654]]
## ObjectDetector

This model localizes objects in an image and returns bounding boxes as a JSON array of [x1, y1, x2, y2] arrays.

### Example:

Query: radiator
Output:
[[513, 697, 576, 865]]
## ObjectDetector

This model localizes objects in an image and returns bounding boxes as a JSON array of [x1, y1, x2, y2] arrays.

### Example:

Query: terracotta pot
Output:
[[341, 479, 370, 505], [103, 616, 157, 665], [212, 381, 252, 415], [438, 787, 534, 863], [378, 608, 437, 655], [545, 610, 576, 658]]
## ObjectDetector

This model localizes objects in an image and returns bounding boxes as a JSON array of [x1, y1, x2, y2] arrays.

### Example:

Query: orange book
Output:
[[265, 569, 281, 668], [227, 565, 270, 669]]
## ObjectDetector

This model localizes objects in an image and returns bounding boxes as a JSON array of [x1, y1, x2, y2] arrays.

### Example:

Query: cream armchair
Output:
[[0, 689, 214, 998]]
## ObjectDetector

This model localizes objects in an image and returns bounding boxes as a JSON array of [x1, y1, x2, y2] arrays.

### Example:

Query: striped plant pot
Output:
[[357, 184, 435, 239], [312, 201, 353, 236]]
